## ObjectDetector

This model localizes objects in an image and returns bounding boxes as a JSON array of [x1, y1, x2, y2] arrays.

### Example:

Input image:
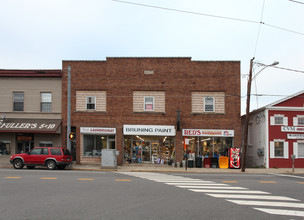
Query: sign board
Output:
[[287, 134, 304, 139], [182, 129, 234, 137], [123, 125, 175, 136], [281, 126, 304, 132], [80, 127, 116, 135]]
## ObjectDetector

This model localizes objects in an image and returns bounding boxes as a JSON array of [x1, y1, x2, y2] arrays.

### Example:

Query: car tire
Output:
[[46, 160, 56, 170], [13, 159, 24, 169], [27, 166, 35, 169]]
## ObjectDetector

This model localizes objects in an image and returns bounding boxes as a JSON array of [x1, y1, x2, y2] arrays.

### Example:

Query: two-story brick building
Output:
[[0, 69, 62, 161], [243, 90, 304, 168], [62, 57, 241, 166]]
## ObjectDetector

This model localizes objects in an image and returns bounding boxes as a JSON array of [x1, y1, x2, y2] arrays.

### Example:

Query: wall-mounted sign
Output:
[[182, 129, 234, 137], [287, 134, 304, 139], [0, 119, 61, 133], [123, 125, 175, 136], [80, 127, 116, 135], [281, 126, 304, 132]]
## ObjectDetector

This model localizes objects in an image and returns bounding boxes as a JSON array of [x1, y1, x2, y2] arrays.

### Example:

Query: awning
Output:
[[0, 118, 61, 133]]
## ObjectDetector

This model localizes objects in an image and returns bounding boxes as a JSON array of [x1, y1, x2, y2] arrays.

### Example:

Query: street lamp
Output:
[[241, 58, 279, 172]]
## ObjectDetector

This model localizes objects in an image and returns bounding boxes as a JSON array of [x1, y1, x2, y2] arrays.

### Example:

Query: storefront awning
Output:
[[0, 118, 61, 133]]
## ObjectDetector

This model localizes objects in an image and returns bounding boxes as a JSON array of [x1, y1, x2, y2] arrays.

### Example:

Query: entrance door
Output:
[[142, 141, 151, 162], [132, 140, 142, 163]]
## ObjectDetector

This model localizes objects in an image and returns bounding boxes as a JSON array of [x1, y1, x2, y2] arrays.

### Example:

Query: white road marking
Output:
[[190, 190, 269, 194], [227, 200, 304, 208], [253, 208, 304, 217], [274, 173, 304, 179], [164, 182, 231, 186], [206, 194, 299, 201], [175, 185, 245, 189]]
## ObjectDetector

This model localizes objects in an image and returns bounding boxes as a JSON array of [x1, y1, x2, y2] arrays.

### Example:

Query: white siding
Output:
[[133, 91, 165, 113], [192, 92, 225, 114], [76, 91, 106, 112]]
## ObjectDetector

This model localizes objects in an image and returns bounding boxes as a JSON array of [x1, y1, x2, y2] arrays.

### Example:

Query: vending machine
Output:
[[229, 148, 241, 169]]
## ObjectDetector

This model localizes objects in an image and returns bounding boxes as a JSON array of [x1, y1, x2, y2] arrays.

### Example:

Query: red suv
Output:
[[10, 147, 72, 170]]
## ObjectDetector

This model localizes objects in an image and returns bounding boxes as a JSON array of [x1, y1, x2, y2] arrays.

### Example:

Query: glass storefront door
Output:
[[142, 141, 151, 162]]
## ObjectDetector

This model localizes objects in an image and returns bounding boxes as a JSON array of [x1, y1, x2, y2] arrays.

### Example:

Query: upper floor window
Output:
[[13, 92, 24, 111], [144, 96, 154, 111], [204, 97, 214, 112], [294, 116, 304, 126], [270, 115, 287, 126], [86, 96, 96, 110], [41, 93, 52, 112]]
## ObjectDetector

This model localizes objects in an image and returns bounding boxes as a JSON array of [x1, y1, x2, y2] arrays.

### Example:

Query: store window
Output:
[[41, 92, 52, 112], [0, 141, 10, 155], [39, 142, 53, 147], [86, 96, 96, 110], [183, 137, 232, 160], [204, 97, 214, 112], [274, 141, 284, 157], [270, 140, 287, 158], [144, 96, 154, 111], [83, 135, 115, 157], [13, 92, 24, 111]]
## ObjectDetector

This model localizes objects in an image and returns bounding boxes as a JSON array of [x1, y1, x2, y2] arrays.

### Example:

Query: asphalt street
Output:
[[0, 168, 303, 220]]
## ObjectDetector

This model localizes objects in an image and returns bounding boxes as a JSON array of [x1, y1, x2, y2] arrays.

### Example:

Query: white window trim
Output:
[[144, 96, 154, 111], [204, 96, 215, 112], [86, 96, 96, 110], [270, 139, 288, 159], [294, 115, 304, 126], [294, 141, 304, 158]]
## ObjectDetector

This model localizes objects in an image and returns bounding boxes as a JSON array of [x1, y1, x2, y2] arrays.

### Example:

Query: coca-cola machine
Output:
[[229, 148, 241, 169]]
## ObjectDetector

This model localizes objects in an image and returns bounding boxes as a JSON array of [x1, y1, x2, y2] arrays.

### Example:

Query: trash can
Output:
[[195, 157, 202, 168], [188, 159, 194, 168], [211, 157, 219, 168], [101, 149, 118, 168], [203, 157, 211, 168]]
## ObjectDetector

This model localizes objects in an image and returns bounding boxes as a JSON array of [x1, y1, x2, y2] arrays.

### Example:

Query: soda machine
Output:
[[229, 147, 241, 169]]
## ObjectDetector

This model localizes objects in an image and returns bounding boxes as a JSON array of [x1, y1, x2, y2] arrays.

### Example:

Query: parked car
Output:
[[10, 147, 72, 170]]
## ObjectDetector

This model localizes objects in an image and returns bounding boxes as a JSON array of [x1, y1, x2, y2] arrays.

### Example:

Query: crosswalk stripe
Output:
[[253, 208, 304, 217], [175, 185, 245, 189], [227, 200, 304, 208], [206, 194, 299, 201], [164, 182, 230, 186], [190, 190, 269, 194], [149, 180, 212, 183]]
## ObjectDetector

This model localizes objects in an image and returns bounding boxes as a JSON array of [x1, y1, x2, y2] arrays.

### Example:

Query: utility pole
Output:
[[67, 66, 71, 152], [241, 57, 254, 172]]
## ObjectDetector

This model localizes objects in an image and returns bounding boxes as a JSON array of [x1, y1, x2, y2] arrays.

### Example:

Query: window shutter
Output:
[[293, 142, 298, 158], [283, 117, 288, 126], [293, 117, 298, 126], [284, 142, 289, 159], [270, 117, 275, 125], [270, 141, 275, 158]]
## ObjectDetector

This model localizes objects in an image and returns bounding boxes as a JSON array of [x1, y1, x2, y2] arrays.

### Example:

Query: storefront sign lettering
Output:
[[123, 125, 176, 136], [0, 120, 56, 130], [281, 126, 304, 132], [80, 127, 116, 134], [182, 129, 234, 137], [287, 134, 304, 139]]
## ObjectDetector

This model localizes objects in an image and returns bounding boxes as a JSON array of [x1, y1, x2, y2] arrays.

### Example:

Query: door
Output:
[[132, 140, 142, 163], [142, 141, 151, 162]]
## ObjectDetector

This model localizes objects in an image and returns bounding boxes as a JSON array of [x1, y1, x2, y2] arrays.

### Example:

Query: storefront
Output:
[[182, 129, 234, 162], [123, 125, 176, 164], [80, 127, 116, 164], [0, 118, 62, 156]]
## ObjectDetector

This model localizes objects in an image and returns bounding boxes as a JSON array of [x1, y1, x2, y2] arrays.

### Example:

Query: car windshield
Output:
[[63, 148, 71, 156]]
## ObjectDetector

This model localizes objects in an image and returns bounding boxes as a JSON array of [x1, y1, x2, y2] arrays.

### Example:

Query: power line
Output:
[[289, 0, 304, 5], [112, 0, 304, 36], [272, 65, 304, 73]]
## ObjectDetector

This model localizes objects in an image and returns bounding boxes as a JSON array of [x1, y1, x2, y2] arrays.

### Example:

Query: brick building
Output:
[[62, 57, 241, 166], [0, 69, 62, 161]]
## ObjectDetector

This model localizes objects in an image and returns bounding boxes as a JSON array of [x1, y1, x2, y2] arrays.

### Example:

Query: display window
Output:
[[83, 135, 115, 157], [123, 136, 175, 164], [0, 141, 10, 155], [183, 136, 232, 160]]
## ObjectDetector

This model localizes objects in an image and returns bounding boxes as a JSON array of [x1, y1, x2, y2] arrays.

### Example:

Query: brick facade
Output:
[[61, 57, 241, 165]]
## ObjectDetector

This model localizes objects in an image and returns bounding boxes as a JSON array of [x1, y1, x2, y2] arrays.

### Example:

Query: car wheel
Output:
[[57, 165, 66, 170], [13, 159, 24, 169], [27, 166, 35, 169], [46, 160, 56, 170]]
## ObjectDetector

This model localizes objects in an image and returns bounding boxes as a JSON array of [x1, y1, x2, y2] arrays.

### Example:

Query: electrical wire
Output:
[[289, 0, 304, 5], [112, 0, 304, 36]]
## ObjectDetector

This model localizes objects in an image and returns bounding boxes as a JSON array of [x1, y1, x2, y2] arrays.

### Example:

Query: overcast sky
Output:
[[1, 0, 303, 114]]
